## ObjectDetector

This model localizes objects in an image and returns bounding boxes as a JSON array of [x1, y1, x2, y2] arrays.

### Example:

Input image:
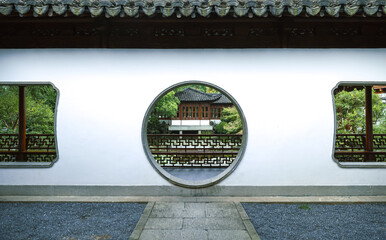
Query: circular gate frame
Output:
[[142, 81, 248, 188]]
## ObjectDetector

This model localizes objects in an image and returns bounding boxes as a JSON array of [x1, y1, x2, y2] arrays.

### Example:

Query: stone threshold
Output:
[[129, 201, 260, 240]]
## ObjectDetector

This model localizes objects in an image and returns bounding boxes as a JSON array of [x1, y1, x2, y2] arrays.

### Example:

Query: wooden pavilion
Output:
[[165, 87, 233, 134]]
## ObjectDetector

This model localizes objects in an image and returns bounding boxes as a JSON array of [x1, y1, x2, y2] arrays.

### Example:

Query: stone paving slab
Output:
[[139, 229, 209, 240], [208, 230, 251, 240], [151, 202, 206, 218], [129, 201, 260, 240], [144, 218, 183, 230], [206, 207, 239, 217], [183, 217, 246, 230]]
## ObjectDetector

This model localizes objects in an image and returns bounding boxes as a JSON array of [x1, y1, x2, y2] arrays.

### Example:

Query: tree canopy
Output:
[[335, 88, 385, 134], [174, 85, 219, 94], [153, 90, 180, 118], [0, 85, 57, 134], [214, 106, 243, 134]]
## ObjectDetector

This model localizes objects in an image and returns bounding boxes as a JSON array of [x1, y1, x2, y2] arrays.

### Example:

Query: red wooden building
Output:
[[169, 87, 233, 134]]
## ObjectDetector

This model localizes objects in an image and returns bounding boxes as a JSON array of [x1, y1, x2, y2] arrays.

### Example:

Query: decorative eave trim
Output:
[[0, 0, 385, 18]]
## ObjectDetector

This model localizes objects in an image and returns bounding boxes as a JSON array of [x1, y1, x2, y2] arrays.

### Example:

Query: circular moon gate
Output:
[[142, 81, 248, 188]]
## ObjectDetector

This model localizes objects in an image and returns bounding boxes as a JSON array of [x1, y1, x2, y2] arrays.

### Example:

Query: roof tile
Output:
[[0, 0, 384, 18]]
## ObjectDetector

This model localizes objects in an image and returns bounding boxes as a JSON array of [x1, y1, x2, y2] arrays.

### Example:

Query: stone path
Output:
[[129, 201, 260, 240]]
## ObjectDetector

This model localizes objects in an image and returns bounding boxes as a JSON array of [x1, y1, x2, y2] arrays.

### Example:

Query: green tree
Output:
[[219, 106, 243, 134], [28, 85, 57, 112], [0, 85, 57, 134], [147, 115, 169, 134], [154, 91, 180, 118], [147, 90, 180, 134], [26, 95, 55, 134], [335, 88, 385, 134], [0, 86, 19, 132], [174, 85, 219, 94], [213, 121, 227, 134]]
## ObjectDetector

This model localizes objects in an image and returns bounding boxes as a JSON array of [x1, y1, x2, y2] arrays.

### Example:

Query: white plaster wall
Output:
[[0, 49, 385, 186]]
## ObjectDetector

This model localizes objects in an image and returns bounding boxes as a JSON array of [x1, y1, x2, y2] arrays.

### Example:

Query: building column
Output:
[[179, 105, 182, 120], [17, 86, 27, 161], [365, 86, 374, 161]]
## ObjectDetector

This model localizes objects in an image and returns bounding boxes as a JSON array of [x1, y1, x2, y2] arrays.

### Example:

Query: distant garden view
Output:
[[334, 86, 386, 162], [0, 85, 57, 163], [0, 85, 57, 134], [147, 84, 242, 135], [145, 83, 245, 175], [335, 88, 386, 134]]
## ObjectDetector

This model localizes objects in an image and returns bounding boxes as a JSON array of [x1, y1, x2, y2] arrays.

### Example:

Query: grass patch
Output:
[[299, 204, 311, 210]]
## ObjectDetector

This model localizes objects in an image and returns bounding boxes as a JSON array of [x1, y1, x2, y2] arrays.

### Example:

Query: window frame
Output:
[[0, 82, 59, 168], [332, 81, 386, 168], [142, 80, 248, 188]]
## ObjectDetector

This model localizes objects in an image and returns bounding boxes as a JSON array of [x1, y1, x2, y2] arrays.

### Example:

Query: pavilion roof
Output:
[[0, 0, 384, 18], [175, 87, 231, 104], [212, 94, 232, 104]]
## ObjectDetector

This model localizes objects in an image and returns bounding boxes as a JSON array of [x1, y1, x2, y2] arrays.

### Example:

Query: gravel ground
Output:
[[0, 202, 146, 240], [242, 203, 386, 240]]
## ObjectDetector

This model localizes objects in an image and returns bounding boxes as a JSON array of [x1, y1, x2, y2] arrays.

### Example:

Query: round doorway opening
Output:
[[142, 81, 247, 188]]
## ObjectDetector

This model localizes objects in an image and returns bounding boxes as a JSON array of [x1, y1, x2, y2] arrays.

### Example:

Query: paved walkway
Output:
[[129, 201, 260, 240]]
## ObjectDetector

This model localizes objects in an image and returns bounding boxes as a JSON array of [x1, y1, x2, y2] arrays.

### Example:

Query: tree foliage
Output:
[[335, 88, 385, 134], [0, 86, 19, 132], [154, 91, 180, 118], [147, 90, 180, 134], [174, 85, 219, 94], [0, 85, 57, 134], [147, 115, 170, 134], [218, 106, 243, 134], [213, 121, 227, 134]]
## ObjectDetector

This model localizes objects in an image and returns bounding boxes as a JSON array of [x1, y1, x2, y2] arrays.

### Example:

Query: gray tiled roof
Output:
[[175, 87, 231, 104], [0, 1, 384, 18], [212, 94, 232, 104]]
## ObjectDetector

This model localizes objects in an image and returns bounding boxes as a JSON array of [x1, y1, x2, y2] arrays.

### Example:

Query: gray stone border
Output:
[[129, 201, 155, 240], [141, 80, 248, 188], [235, 202, 261, 240], [1, 185, 385, 197], [1, 195, 385, 203], [0, 81, 60, 168], [331, 81, 386, 168]]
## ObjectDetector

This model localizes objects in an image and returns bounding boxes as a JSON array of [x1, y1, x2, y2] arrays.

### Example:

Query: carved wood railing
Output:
[[0, 134, 56, 162], [147, 134, 243, 167], [335, 134, 386, 162]]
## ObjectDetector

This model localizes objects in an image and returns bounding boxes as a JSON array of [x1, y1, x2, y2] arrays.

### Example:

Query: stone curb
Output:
[[235, 202, 261, 240], [1, 196, 385, 203], [129, 201, 155, 240]]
